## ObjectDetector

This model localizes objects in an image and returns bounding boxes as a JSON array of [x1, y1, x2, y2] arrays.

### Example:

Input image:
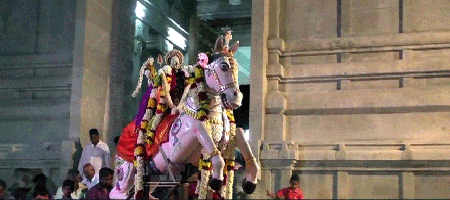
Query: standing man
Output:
[[78, 129, 111, 179]]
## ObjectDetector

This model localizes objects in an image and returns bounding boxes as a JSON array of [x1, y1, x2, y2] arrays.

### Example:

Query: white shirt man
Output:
[[82, 172, 99, 190], [78, 129, 111, 178]]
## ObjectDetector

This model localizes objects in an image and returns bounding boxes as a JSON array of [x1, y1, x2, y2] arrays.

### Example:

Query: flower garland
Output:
[[193, 109, 237, 200], [132, 58, 153, 98], [133, 60, 158, 195], [133, 58, 162, 197], [196, 156, 212, 199], [225, 159, 236, 199], [222, 110, 237, 199], [192, 65, 210, 121]]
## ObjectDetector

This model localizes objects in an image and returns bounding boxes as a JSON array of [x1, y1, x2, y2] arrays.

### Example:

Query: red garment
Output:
[[116, 115, 178, 162], [85, 184, 111, 200], [276, 187, 304, 200], [116, 121, 137, 163], [146, 114, 177, 157]]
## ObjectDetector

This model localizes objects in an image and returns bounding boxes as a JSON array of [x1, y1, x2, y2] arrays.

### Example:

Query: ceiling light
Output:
[[135, 1, 146, 19]]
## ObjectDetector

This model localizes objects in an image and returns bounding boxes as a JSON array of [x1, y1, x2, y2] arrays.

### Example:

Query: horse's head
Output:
[[203, 36, 243, 109]]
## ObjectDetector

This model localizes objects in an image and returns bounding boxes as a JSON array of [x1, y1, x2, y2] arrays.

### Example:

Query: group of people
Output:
[[0, 167, 114, 200], [0, 128, 115, 200], [71, 128, 114, 200]]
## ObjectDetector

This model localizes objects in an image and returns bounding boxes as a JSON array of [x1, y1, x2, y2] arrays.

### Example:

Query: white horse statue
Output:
[[111, 35, 260, 199]]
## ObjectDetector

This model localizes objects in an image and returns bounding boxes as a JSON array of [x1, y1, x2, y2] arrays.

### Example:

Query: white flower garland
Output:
[[224, 122, 237, 199], [134, 128, 145, 193], [195, 112, 237, 199], [132, 58, 154, 98], [196, 162, 212, 199]]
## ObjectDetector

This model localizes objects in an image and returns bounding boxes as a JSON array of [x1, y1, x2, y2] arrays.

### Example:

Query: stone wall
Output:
[[0, 0, 76, 187], [0, 0, 135, 188], [251, 0, 450, 199]]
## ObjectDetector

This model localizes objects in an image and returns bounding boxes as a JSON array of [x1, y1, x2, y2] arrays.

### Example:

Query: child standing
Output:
[[266, 174, 304, 200]]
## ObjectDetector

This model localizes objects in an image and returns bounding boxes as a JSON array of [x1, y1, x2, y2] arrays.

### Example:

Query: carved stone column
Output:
[[249, 0, 269, 169], [265, 42, 287, 141]]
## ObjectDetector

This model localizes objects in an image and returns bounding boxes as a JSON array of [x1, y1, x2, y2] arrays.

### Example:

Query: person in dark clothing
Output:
[[0, 179, 14, 200], [32, 186, 50, 199], [61, 180, 75, 200], [32, 173, 55, 198], [85, 167, 114, 200]]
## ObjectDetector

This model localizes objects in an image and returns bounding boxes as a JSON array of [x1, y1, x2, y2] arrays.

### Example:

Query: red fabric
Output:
[[276, 187, 304, 200], [116, 121, 138, 163], [145, 114, 177, 158], [169, 70, 177, 91], [116, 115, 178, 163]]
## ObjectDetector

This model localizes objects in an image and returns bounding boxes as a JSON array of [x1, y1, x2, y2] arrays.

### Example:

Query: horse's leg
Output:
[[110, 156, 135, 199], [194, 121, 225, 190], [235, 127, 260, 194]]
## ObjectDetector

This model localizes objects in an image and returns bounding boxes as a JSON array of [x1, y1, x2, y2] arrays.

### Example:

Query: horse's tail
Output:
[[116, 121, 137, 163]]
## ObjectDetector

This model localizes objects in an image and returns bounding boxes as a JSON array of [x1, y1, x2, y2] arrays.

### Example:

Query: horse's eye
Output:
[[220, 64, 228, 71]]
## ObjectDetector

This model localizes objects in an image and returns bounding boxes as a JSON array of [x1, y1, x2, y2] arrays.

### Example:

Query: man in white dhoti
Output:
[[78, 129, 111, 179]]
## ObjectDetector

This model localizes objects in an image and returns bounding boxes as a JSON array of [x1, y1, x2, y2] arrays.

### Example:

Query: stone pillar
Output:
[[105, 0, 134, 166], [70, 0, 112, 147], [278, 162, 295, 190], [260, 159, 296, 195], [400, 172, 414, 199], [265, 0, 286, 142], [249, 0, 269, 164], [335, 171, 349, 199], [268, 0, 280, 39], [187, 14, 200, 65], [69, 0, 133, 170]]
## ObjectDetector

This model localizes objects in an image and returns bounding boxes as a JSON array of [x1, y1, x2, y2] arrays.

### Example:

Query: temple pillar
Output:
[[68, 0, 134, 170]]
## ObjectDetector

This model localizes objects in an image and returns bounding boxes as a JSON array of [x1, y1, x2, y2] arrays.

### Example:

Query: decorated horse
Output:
[[111, 34, 260, 199]]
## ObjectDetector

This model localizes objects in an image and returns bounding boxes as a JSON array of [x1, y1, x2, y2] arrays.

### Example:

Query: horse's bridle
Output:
[[205, 56, 238, 95], [204, 56, 239, 109]]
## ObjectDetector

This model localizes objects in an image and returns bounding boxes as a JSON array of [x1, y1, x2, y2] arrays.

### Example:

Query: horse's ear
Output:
[[157, 54, 163, 64], [214, 35, 224, 52], [230, 41, 239, 54]]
